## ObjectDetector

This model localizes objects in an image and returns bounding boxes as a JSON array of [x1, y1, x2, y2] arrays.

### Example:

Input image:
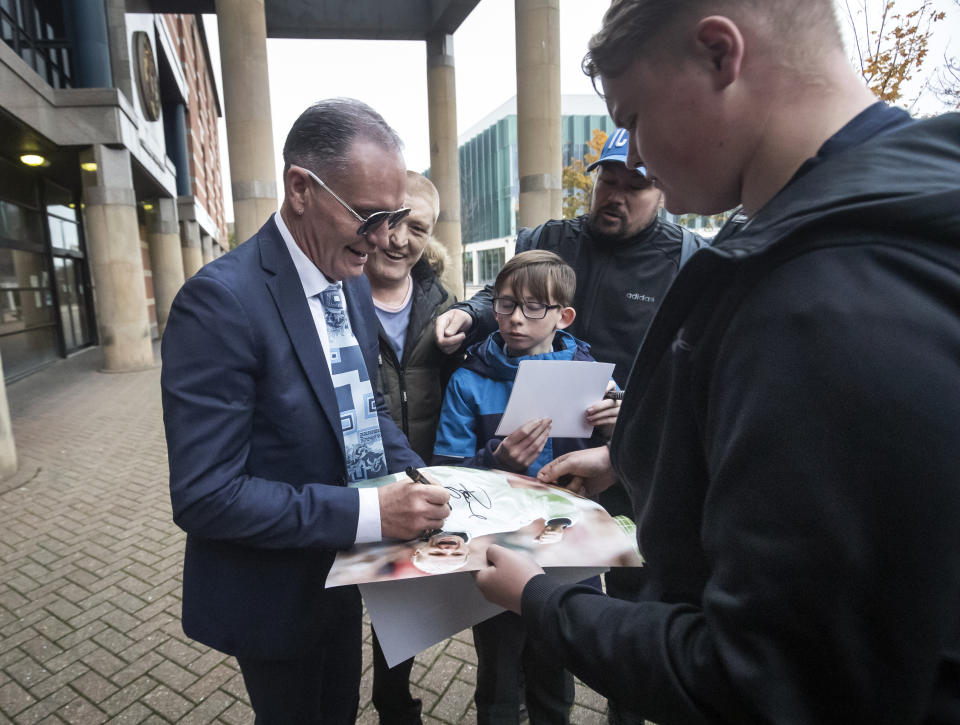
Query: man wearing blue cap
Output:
[[435, 127, 703, 724], [436, 127, 702, 392]]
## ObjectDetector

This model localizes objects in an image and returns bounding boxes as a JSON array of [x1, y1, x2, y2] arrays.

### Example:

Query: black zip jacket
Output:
[[454, 214, 696, 388], [521, 111, 960, 724]]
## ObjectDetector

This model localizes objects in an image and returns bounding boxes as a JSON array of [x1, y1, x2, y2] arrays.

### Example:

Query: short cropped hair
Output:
[[406, 171, 440, 224], [583, 0, 842, 82], [494, 250, 576, 308], [282, 98, 403, 179]]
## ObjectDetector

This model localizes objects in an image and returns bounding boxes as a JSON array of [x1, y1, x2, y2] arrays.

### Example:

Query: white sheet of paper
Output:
[[495, 360, 615, 438], [361, 567, 607, 668]]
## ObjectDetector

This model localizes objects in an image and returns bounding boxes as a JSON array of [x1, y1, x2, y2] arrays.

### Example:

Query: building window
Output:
[[46, 180, 92, 354], [477, 247, 504, 286], [0, 160, 59, 380], [1, 0, 73, 88]]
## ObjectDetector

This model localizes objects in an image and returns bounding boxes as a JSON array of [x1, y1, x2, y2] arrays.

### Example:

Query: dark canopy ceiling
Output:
[[126, 0, 481, 40]]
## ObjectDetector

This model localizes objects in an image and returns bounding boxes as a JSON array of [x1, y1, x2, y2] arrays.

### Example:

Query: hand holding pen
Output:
[[376, 467, 450, 541], [407, 466, 453, 539]]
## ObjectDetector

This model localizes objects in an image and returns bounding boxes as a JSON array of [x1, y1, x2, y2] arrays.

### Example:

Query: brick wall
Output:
[[163, 14, 228, 245]]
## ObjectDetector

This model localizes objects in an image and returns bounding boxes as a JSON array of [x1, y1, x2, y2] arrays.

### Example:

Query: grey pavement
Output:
[[0, 346, 611, 724]]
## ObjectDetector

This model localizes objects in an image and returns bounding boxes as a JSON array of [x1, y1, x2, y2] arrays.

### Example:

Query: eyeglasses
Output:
[[492, 297, 561, 320], [293, 165, 411, 237]]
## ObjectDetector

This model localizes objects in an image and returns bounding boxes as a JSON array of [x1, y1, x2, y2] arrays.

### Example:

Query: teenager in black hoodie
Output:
[[475, 1, 960, 723]]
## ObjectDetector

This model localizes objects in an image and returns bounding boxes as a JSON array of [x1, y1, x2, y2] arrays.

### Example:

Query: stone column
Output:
[[178, 199, 204, 278], [80, 145, 154, 371], [426, 31, 463, 297], [104, 0, 132, 104], [167, 103, 192, 196], [201, 234, 214, 265], [216, 0, 278, 245], [0, 350, 16, 477], [515, 0, 562, 227], [146, 197, 184, 336]]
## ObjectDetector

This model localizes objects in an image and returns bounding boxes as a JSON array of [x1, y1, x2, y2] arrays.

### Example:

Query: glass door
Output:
[[45, 180, 93, 354], [53, 256, 90, 352]]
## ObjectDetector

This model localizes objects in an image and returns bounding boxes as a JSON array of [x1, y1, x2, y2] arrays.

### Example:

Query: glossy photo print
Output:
[[326, 466, 642, 587]]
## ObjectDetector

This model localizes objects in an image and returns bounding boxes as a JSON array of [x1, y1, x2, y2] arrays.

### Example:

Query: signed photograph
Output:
[[326, 466, 642, 588]]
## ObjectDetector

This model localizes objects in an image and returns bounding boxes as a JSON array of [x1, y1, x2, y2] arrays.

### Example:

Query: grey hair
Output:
[[282, 97, 404, 179], [583, 0, 842, 86]]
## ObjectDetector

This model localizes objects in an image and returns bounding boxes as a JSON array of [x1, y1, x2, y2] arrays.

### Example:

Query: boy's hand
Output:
[[475, 544, 544, 613], [435, 309, 473, 353], [586, 381, 621, 437], [493, 418, 551, 472]]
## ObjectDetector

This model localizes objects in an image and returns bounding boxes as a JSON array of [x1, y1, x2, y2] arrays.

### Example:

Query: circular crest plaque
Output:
[[133, 31, 161, 122]]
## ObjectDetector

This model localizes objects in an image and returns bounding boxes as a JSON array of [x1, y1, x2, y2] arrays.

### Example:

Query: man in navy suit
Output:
[[161, 98, 451, 724]]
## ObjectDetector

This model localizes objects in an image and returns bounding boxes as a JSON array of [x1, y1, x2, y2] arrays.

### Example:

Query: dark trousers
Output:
[[473, 610, 574, 725], [371, 627, 422, 724], [599, 483, 646, 725], [236, 592, 362, 724]]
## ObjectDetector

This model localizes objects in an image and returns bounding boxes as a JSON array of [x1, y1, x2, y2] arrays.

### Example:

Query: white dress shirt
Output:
[[273, 212, 382, 544]]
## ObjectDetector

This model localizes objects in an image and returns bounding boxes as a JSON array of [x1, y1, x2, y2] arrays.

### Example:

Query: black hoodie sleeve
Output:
[[519, 244, 960, 724]]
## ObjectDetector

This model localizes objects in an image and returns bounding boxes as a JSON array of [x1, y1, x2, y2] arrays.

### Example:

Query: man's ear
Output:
[[695, 16, 744, 90], [556, 306, 576, 330], [286, 167, 310, 210]]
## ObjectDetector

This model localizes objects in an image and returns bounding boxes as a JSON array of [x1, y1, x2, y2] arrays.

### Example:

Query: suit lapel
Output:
[[260, 222, 345, 456], [343, 277, 373, 353]]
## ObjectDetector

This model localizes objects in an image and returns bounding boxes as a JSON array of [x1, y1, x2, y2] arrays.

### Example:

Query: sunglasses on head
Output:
[[293, 165, 411, 237]]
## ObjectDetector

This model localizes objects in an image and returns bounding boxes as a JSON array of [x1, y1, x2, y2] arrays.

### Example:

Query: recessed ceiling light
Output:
[[20, 154, 45, 166], [80, 161, 98, 172]]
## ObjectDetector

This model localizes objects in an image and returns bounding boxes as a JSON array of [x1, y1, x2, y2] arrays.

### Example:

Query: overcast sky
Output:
[[203, 0, 957, 223]]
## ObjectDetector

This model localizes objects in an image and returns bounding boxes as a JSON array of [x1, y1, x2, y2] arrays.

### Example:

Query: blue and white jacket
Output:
[[433, 329, 601, 477]]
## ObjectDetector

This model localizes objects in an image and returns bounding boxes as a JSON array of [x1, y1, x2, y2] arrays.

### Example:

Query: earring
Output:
[[298, 208, 304, 216]]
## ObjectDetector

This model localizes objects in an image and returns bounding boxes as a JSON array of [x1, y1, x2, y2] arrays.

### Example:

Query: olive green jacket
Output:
[[373, 258, 457, 462]]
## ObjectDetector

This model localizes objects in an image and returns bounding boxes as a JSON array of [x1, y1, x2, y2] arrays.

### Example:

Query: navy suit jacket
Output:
[[161, 216, 422, 658]]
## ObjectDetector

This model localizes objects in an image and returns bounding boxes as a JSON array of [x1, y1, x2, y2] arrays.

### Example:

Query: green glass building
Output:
[[455, 95, 615, 292]]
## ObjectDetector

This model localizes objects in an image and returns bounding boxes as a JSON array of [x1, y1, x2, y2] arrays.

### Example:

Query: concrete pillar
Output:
[[146, 197, 184, 336], [201, 234, 214, 265], [0, 350, 17, 478], [426, 31, 464, 298], [179, 220, 203, 279], [81, 145, 154, 372], [515, 0, 562, 227], [216, 0, 277, 245], [177, 198, 204, 278], [104, 0, 132, 104]]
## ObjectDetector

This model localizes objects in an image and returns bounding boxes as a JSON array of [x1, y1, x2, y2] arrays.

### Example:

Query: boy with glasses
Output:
[[433, 250, 620, 724]]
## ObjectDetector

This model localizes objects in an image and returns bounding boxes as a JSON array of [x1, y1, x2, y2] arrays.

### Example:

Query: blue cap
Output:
[[586, 128, 635, 172]]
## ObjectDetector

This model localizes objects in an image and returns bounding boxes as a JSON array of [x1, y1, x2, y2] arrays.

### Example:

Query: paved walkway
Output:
[[0, 347, 610, 724]]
